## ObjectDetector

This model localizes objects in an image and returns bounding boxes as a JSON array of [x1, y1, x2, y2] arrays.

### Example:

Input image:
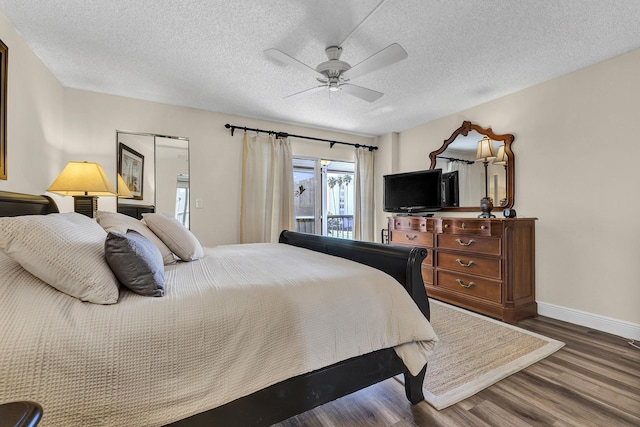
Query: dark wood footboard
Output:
[[279, 230, 430, 321]]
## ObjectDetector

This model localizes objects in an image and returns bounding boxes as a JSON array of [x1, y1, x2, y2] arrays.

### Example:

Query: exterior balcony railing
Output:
[[294, 215, 354, 239]]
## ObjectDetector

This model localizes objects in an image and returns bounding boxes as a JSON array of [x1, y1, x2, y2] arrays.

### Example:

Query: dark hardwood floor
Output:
[[274, 316, 640, 427]]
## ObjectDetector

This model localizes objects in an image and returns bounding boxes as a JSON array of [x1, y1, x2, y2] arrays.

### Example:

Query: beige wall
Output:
[[0, 13, 63, 194], [382, 49, 640, 329]]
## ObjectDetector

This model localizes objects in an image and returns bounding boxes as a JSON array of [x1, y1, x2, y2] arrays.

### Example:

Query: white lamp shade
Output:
[[47, 161, 116, 196], [475, 136, 497, 161], [116, 173, 134, 198], [493, 145, 508, 165]]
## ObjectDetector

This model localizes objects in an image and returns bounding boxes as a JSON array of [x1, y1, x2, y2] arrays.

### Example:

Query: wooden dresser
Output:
[[388, 216, 537, 323]]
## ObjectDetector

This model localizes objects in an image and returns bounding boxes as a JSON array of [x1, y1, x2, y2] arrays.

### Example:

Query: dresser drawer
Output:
[[389, 235, 433, 266], [421, 265, 433, 285], [437, 252, 501, 279], [390, 230, 433, 247], [441, 218, 494, 236], [436, 271, 502, 303], [390, 216, 429, 232], [437, 234, 501, 256]]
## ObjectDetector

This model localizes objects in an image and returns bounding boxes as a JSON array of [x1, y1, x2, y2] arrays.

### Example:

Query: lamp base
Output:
[[73, 196, 98, 218], [478, 197, 495, 218]]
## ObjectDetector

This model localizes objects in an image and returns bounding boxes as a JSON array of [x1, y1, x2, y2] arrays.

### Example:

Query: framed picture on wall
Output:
[[118, 143, 144, 200], [0, 38, 8, 180]]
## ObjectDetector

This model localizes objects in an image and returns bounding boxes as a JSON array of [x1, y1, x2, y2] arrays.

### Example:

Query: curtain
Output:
[[447, 161, 474, 207], [240, 133, 294, 243], [354, 147, 374, 242]]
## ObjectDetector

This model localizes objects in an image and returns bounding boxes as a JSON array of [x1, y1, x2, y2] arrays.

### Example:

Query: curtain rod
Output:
[[436, 155, 475, 165], [224, 123, 378, 151]]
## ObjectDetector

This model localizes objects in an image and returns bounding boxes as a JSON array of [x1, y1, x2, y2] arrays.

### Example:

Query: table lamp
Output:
[[475, 136, 496, 218], [47, 161, 116, 217]]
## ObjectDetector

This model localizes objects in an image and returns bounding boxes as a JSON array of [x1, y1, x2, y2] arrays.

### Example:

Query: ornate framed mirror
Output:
[[428, 121, 514, 212]]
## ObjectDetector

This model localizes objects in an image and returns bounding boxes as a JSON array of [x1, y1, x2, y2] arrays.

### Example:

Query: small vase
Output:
[[478, 197, 495, 218]]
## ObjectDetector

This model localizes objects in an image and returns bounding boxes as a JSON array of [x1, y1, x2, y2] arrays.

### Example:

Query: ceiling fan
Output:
[[264, 0, 407, 102]]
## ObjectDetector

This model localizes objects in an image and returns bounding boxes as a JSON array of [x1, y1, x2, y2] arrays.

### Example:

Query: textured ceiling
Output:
[[1, 0, 640, 136]]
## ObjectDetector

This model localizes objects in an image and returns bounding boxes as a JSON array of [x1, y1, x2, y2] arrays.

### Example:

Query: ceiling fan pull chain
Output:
[[339, 0, 389, 47]]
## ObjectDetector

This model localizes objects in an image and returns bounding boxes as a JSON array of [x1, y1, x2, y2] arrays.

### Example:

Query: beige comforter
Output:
[[0, 243, 437, 426]]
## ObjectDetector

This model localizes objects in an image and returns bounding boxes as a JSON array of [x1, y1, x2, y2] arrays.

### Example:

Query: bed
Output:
[[0, 190, 437, 426]]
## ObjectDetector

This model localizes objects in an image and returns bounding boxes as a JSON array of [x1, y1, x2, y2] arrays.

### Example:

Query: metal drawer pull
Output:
[[456, 279, 476, 288], [456, 258, 475, 267], [461, 222, 466, 229], [405, 234, 418, 240], [455, 238, 475, 246]]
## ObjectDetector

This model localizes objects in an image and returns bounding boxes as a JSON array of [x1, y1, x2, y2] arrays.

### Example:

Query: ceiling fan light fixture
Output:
[[327, 77, 341, 92]]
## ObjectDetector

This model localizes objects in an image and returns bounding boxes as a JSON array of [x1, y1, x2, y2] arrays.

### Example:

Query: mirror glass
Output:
[[116, 132, 190, 225], [429, 121, 514, 211]]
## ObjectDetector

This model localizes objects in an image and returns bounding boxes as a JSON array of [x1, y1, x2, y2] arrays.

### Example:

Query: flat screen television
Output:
[[383, 169, 442, 214], [441, 170, 460, 207]]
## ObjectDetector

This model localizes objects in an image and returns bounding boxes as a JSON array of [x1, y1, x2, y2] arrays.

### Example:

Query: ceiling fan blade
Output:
[[341, 84, 383, 102], [264, 48, 323, 79], [342, 43, 408, 80], [284, 85, 326, 99]]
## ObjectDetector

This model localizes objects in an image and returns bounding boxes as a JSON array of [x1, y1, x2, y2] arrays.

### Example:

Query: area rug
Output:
[[402, 300, 564, 410]]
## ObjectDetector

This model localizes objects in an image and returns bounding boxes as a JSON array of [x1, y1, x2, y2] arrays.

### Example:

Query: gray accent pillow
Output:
[[105, 229, 165, 297]]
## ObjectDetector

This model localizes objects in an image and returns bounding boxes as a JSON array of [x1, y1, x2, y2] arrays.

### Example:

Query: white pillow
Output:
[[141, 213, 204, 261], [0, 213, 119, 304], [96, 210, 176, 265]]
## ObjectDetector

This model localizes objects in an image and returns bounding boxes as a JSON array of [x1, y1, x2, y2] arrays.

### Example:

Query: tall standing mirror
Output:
[[428, 121, 514, 212], [116, 131, 190, 226]]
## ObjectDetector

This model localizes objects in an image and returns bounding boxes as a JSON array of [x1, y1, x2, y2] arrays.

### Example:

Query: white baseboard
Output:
[[537, 301, 640, 341]]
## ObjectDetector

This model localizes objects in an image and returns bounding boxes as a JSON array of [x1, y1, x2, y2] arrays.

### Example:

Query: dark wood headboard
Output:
[[0, 190, 60, 217]]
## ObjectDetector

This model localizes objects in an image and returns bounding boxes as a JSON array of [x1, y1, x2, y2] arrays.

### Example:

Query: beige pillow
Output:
[[96, 210, 176, 265], [0, 213, 119, 304], [141, 213, 204, 261]]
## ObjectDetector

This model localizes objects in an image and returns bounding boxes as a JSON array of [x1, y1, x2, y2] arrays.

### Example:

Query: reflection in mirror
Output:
[[116, 132, 189, 225], [429, 121, 514, 212], [155, 138, 190, 227]]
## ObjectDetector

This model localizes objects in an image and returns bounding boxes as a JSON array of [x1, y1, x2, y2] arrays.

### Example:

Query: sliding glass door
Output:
[[293, 158, 354, 239]]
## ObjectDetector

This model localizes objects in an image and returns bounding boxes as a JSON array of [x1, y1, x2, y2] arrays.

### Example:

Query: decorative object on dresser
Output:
[[429, 121, 514, 213], [46, 161, 117, 217], [389, 216, 537, 323]]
